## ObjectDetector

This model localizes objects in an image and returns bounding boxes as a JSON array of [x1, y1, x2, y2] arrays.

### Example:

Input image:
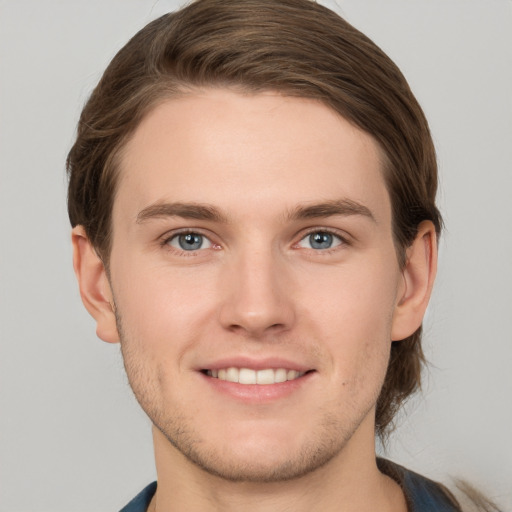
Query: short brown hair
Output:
[[67, 0, 442, 436]]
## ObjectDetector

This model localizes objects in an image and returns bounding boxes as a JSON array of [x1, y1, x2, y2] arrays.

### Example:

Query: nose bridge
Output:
[[218, 240, 295, 337]]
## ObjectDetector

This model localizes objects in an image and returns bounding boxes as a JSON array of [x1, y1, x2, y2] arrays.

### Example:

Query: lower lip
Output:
[[200, 371, 315, 403]]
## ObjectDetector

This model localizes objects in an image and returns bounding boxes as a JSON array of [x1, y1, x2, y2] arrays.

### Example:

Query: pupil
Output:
[[310, 232, 332, 249], [179, 233, 202, 250]]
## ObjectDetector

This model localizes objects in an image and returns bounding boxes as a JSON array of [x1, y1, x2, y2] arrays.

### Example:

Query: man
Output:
[[67, 0, 473, 510]]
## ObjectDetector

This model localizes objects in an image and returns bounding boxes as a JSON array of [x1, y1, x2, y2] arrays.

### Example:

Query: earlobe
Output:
[[391, 221, 438, 341], [71, 226, 120, 344]]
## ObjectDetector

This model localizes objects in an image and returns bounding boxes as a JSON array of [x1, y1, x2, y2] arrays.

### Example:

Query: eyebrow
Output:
[[287, 199, 376, 223], [136, 201, 228, 224], [136, 198, 376, 224]]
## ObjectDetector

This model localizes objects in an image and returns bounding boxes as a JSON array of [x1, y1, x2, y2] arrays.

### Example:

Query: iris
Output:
[[178, 233, 204, 250], [309, 232, 334, 249]]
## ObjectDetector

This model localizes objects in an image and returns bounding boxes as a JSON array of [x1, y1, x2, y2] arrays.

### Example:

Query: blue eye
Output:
[[298, 231, 343, 250], [168, 233, 212, 251]]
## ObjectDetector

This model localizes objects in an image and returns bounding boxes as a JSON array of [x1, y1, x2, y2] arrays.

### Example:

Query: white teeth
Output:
[[256, 369, 274, 384], [208, 367, 306, 384], [274, 368, 287, 383], [226, 367, 239, 382], [239, 368, 256, 384], [287, 370, 299, 380]]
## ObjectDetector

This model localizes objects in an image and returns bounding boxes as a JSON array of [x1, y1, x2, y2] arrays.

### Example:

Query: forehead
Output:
[[114, 89, 390, 226]]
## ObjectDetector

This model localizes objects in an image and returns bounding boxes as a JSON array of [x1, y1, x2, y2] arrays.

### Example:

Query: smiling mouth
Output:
[[202, 367, 311, 385]]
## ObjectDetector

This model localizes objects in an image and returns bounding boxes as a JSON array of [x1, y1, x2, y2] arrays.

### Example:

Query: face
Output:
[[107, 89, 405, 481]]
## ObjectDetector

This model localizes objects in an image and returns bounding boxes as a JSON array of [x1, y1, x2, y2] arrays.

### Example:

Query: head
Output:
[[68, 0, 440, 450]]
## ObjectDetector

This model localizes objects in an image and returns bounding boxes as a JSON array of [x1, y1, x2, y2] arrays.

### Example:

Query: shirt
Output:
[[119, 459, 460, 511]]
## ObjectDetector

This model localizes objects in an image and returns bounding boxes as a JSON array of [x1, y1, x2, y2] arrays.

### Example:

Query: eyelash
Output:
[[159, 227, 351, 255], [295, 228, 351, 252], [160, 229, 217, 256]]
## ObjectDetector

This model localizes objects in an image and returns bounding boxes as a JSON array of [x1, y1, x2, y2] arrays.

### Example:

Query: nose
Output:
[[218, 247, 296, 338]]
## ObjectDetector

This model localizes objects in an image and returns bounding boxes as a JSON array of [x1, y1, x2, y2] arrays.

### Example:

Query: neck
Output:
[[149, 419, 407, 512]]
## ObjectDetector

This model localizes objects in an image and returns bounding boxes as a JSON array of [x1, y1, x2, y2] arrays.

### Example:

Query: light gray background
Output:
[[1, 1, 511, 510]]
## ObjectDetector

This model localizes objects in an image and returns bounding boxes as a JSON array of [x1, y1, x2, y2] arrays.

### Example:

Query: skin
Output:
[[73, 89, 436, 511]]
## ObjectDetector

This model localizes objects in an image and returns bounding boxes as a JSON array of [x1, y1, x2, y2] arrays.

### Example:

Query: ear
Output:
[[391, 220, 438, 341], [72, 226, 120, 344]]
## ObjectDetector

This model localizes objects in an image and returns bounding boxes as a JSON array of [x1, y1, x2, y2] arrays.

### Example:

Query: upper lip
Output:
[[196, 356, 314, 373]]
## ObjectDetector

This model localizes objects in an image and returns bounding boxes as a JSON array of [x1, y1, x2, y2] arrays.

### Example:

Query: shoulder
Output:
[[119, 481, 157, 512], [378, 458, 461, 512]]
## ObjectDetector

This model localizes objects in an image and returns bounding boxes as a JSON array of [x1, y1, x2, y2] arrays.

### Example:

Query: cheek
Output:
[[300, 255, 399, 376], [110, 254, 219, 354], [303, 253, 398, 324]]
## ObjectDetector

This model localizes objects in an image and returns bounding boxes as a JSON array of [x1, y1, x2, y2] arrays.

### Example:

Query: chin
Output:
[[177, 438, 342, 483], [155, 412, 355, 483]]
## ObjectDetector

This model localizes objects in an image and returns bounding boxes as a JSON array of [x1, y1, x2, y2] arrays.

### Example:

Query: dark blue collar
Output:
[[120, 460, 460, 511]]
